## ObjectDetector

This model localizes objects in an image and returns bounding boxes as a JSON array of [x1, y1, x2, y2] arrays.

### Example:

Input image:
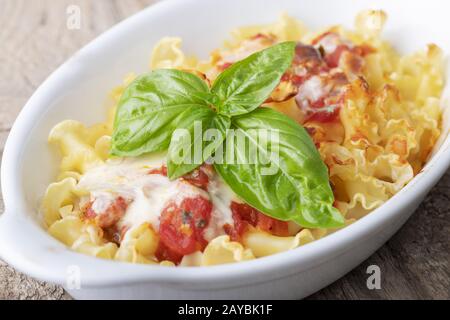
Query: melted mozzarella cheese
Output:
[[77, 154, 237, 240], [204, 175, 237, 241], [120, 176, 207, 230], [296, 75, 327, 108], [90, 191, 115, 214], [316, 33, 352, 55], [317, 34, 338, 54]]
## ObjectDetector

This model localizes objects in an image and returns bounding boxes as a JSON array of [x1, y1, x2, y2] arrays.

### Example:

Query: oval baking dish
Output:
[[1, 0, 449, 299]]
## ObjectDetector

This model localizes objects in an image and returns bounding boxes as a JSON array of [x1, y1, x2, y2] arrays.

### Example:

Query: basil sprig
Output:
[[111, 69, 214, 157], [111, 41, 345, 228]]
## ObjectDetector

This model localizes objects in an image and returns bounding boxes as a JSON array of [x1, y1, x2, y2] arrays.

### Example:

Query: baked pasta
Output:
[[42, 10, 443, 266]]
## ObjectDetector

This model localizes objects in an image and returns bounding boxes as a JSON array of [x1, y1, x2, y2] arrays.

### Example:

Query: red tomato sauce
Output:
[[83, 196, 128, 229], [157, 196, 212, 263], [148, 164, 210, 190], [224, 202, 289, 241]]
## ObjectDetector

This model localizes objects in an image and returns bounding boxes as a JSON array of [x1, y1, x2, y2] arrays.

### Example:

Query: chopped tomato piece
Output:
[[293, 43, 329, 75], [257, 213, 290, 237], [324, 44, 348, 68], [158, 196, 212, 260], [311, 31, 334, 46], [310, 96, 326, 109], [218, 62, 233, 71], [352, 44, 376, 57], [280, 73, 291, 82], [312, 32, 373, 71], [149, 165, 211, 190], [291, 74, 306, 86], [155, 241, 184, 265], [224, 202, 252, 241], [225, 202, 289, 240], [181, 166, 210, 190], [304, 126, 316, 137], [305, 104, 340, 123], [223, 221, 246, 242], [230, 202, 259, 226], [148, 165, 168, 176], [84, 205, 97, 219], [84, 196, 128, 229]]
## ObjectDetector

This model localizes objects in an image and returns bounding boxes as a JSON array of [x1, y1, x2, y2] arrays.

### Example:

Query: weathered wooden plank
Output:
[[0, 0, 448, 300]]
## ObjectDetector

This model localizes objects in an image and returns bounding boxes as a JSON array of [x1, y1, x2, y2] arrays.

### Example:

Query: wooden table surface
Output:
[[0, 0, 449, 300]]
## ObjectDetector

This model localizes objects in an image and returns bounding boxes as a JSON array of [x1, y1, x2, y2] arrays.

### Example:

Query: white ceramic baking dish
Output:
[[1, 0, 449, 300]]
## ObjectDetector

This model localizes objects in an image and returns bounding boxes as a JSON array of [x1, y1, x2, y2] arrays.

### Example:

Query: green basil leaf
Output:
[[211, 41, 295, 117], [167, 113, 230, 180], [214, 107, 344, 228], [111, 69, 212, 157]]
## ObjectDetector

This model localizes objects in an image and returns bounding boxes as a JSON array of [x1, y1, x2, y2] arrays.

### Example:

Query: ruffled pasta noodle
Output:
[[42, 11, 443, 266]]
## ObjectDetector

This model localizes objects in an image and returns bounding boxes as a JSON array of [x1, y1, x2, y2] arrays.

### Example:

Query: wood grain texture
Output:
[[0, 0, 448, 300]]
